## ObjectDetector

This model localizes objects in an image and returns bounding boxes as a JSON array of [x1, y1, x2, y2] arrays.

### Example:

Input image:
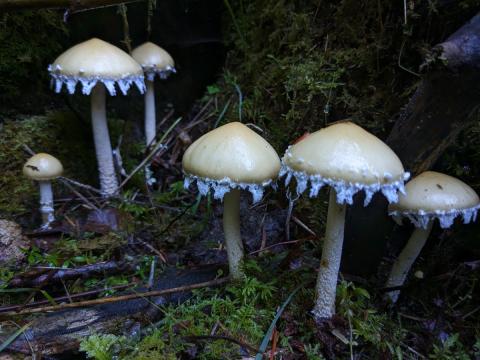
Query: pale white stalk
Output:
[[144, 79, 156, 185], [38, 180, 54, 228], [91, 84, 118, 197], [223, 189, 245, 279], [144, 79, 156, 147], [385, 222, 433, 303], [312, 189, 347, 320]]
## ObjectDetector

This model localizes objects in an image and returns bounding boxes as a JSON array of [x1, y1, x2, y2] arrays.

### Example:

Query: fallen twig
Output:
[[0, 283, 134, 313], [118, 117, 182, 189], [9, 261, 133, 288], [0, 277, 229, 316], [0, 0, 144, 11], [249, 240, 300, 255]]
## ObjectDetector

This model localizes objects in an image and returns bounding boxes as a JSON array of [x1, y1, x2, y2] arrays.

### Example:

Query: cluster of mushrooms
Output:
[[182, 121, 479, 321], [23, 38, 480, 322], [24, 38, 175, 227]]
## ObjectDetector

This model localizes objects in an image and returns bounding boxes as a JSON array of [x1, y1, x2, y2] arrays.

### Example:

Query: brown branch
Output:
[[0, 277, 229, 316], [0, 0, 144, 11], [0, 283, 134, 313], [9, 261, 134, 288]]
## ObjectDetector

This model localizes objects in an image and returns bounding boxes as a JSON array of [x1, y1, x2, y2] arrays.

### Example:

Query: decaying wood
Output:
[[2, 276, 229, 316], [9, 261, 134, 288], [387, 12, 480, 174], [0, 0, 143, 11], [342, 12, 480, 276], [2, 266, 224, 355], [0, 283, 133, 313]]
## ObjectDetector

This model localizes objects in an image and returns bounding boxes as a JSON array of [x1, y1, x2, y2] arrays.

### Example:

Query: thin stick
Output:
[[0, 277, 229, 316], [59, 178, 99, 211], [58, 177, 102, 194], [0, 0, 144, 11], [118, 117, 182, 189], [0, 283, 134, 313], [137, 239, 167, 263], [291, 216, 316, 236], [249, 240, 300, 255]]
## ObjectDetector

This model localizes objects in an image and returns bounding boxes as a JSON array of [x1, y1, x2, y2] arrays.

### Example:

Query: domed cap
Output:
[[23, 153, 63, 181], [131, 42, 176, 81], [280, 121, 410, 205], [389, 171, 480, 229], [183, 122, 281, 202], [48, 38, 145, 96]]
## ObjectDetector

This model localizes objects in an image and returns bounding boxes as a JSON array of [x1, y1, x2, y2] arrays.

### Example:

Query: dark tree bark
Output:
[[342, 13, 480, 277]]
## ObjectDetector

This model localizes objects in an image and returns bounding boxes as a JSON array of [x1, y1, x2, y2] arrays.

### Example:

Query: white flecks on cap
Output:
[[48, 38, 146, 96], [182, 122, 281, 202], [131, 42, 176, 81], [280, 163, 410, 206], [184, 174, 276, 203], [280, 122, 409, 205]]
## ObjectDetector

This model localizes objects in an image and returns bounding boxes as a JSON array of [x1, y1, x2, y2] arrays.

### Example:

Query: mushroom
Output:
[[49, 38, 146, 197], [131, 42, 175, 184], [23, 153, 64, 228], [182, 122, 281, 279], [386, 171, 480, 303], [280, 121, 410, 320], [131, 42, 175, 149]]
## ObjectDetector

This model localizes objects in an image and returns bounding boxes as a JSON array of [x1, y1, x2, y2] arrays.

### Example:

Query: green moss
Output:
[[207, 0, 480, 155], [0, 10, 67, 110]]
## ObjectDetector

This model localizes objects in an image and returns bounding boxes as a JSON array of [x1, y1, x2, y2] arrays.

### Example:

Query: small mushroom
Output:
[[131, 42, 175, 184], [23, 153, 63, 228], [131, 42, 175, 149], [182, 122, 281, 279], [49, 38, 145, 197], [280, 121, 410, 320], [386, 171, 480, 303]]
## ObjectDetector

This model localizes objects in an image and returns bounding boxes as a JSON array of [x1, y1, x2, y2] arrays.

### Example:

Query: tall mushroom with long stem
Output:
[[280, 121, 410, 321], [386, 171, 480, 303], [131, 42, 175, 184], [49, 38, 145, 197], [131, 42, 175, 149], [23, 153, 63, 228], [182, 122, 280, 279]]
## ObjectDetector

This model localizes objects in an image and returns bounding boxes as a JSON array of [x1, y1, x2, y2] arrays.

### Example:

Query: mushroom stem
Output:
[[385, 222, 433, 303], [144, 79, 156, 185], [312, 189, 347, 320], [91, 84, 119, 197], [223, 188, 245, 279], [144, 79, 156, 148], [38, 180, 54, 227]]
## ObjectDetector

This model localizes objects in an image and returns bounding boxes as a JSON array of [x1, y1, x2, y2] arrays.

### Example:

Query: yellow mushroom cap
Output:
[[131, 42, 175, 80], [49, 38, 145, 96], [389, 171, 480, 228], [281, 121, 409, 205], [23, 153, 63, 181], [182, 122, 281, 201]]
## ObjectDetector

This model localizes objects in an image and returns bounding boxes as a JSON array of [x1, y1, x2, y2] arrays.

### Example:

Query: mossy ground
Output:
[[0, 10, 68, 112], [0, 112, 96, 218]]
